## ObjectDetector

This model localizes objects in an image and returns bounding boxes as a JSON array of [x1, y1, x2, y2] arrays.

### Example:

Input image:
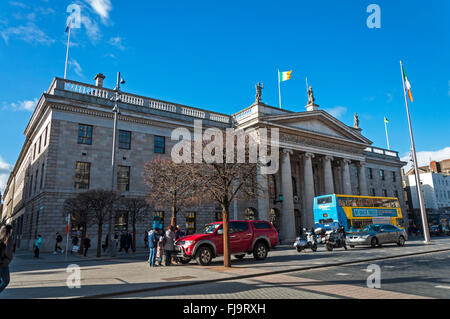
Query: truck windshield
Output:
[[203, 223, 221, 234]]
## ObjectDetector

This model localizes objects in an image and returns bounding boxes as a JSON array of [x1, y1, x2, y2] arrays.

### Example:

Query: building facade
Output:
[[1, 75, 407, 251]]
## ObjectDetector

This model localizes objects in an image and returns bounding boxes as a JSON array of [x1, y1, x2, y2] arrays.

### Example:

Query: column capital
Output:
[[342, 158, 351, 165], [358, 161, 366, 167], [303, 152, 315, 159], [323, 155, 334, 162], [282, 148, 293, 155]]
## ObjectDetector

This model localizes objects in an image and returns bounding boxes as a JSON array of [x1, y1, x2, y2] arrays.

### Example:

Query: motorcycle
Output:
[[324, 227, 348, 251], [315, 227, 326, 245], [293, 228, 318, 252]]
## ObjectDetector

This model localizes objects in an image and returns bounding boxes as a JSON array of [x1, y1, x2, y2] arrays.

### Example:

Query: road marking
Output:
[[383, 266, 395, 268], [336, 273, 350, 276], [435, 285, 450, 290]]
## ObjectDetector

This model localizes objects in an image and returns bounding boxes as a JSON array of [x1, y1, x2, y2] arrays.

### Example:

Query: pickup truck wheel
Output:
[[253, 242, 268, 260], [234, 254, 245, 260], [196, 246, 213, 266]]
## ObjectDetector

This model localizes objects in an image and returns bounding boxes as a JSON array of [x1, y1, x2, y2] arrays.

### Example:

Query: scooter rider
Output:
[[337, 225, 348, 250]]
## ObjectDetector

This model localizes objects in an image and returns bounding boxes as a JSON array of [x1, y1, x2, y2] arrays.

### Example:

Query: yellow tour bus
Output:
[[313, 194, 405, 231]]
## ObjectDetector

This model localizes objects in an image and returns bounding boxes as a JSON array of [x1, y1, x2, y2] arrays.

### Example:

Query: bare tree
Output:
[[144, 156, 196, 227], [64, 194, 91, 255], [190, 132, 263, 268], [119, 197, 152, 252], [84, 189, 119, 257]]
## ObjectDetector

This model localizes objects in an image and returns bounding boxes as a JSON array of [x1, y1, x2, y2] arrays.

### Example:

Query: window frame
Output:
[[153, 135, 165, 154], [117, 165, 131, 191], [74, 161, 91, 189], [77, 124, 93, 145]]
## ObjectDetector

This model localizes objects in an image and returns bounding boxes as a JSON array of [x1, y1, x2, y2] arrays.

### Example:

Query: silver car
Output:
[[346, 224, 407, 248]]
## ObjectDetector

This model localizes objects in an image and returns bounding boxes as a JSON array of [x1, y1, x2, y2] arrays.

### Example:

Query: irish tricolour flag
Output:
[[279, 70, 292, 82], [402, 64, 413, 102]]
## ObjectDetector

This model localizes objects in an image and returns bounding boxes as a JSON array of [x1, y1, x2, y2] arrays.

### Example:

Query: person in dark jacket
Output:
[[102, 234, 109, 252], [125, 232, 132, 253], [54, 232, 64, 254], [0, 225, 14, 293], [71, 235, 79, 255], [144, 231, 149, 249], [34, 235, 42, 258], [83, 234, 91, 256], [119, 231, 127, 252]]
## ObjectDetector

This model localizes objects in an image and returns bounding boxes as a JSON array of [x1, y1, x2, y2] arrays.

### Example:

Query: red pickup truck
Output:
[[173, 220, 279, 265]]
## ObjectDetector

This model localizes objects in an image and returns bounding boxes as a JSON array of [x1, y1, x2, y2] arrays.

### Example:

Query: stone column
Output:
[[257, 166, 270, 221], [280, 149, 295, 242], [358, 161, 368, 196], [342, 159, 352, 195], [323, 155, 334, 194], [303, 152, 315, 228]]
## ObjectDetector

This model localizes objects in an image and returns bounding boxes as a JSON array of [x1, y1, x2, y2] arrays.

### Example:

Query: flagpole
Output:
[[65, 213, 70, 260], [384, 119, 390, 150], [400, 60, 431, 243], [278, 69, 282, 109], [64, 18, 72, 79]]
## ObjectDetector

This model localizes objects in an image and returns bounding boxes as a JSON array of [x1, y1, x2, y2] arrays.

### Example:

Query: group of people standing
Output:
[[147, 225, 184, 267]]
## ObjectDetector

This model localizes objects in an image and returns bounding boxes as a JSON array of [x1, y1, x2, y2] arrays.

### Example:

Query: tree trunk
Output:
[[132, 224, 136, 252], [96, 224, 103, 257], [171, 206, 177, 227], [79, 225, 87, 256], [222, 208, 231, 268]]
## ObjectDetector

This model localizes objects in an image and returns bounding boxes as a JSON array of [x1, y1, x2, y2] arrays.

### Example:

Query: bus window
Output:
[[396, 218, 405, 228], [319, 218, 334, 224], [372, 198, 382, 207], [317, 196, 333, 205], [362, 198, 372, 207], [351, 219, 372, 230], [338, 197, 347, 207], [350, 198, 359, 207]]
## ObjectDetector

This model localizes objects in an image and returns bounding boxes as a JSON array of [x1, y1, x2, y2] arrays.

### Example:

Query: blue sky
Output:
[[0, 0, 449, 192]]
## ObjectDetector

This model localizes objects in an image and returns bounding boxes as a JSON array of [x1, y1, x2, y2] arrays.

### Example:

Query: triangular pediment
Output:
[[261, 110, 372, 145]]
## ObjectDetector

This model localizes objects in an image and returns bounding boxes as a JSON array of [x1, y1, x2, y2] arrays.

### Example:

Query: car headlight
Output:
[[184, 240, 195, 246], [361, 235, 370, 239]]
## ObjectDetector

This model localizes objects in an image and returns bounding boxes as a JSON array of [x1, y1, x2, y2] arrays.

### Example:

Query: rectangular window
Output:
[[383, 189, 388, 197], [393, 172, 396, 182], [29, 175, 33, 196], [34, 169, 38, 193], [33, 144, 36, 160], [154, 135, 165, 154], [394, 190, 399, 198], [185, 211, 196, 235], [38, 136, 41, 154], [74, 162, 91, 189], [371, 188, 376, 196], [368, 168, 373, 179], [117, 165, 130, 191], [380, 169, 385, 180], [44, 126, 48, 146], [78, 124, 93, 145], [40, 163, 44, 189], [35, 211, 40, 238], [119, 130, 131, 149], [115, 211, 128, 231]]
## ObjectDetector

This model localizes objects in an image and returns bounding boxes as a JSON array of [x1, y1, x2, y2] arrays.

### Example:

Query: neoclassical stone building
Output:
[[1, 74, 406, 250]]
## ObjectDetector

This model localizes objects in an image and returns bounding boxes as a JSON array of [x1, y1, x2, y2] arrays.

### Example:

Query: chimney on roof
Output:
[[94, 73, 105, 88]]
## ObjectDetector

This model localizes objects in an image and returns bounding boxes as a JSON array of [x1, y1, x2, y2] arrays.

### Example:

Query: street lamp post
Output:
[[108, 72, 125, 257]]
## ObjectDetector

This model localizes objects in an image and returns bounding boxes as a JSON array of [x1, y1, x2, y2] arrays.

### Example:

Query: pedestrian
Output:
[[71, 234, 79, 255], [83, 234, 91, 257], [119, 231, 127, 252], [144, 231, 149, 249], [148, 228, 158, 267], [164, 225, 176, 266], [114, 232, 119, 248], [102, 234, 109, 253], [126, 231, 132, 253], [54, 232, 64, 254], [156, 229, 165, 266], [34, 235, 42, 258], [0, 225, 14, 294]]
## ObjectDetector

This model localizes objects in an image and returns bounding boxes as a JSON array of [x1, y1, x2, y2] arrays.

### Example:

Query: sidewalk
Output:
[[2, 236, 449, 299]]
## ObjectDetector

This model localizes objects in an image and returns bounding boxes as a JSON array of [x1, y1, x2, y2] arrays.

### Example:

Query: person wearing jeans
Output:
[[0, 225, 14, 294], [163, 225, 176, 266], [148, 228, 158, 267]]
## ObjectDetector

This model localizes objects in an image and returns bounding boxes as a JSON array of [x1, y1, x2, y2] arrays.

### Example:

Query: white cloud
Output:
[[323, 106, 347, 119], [3, 98, 38, 111], [0, 22, 54, 45], [81, 14, 101, 42], [386, 93, 393, 103], [86, 0, 112, 22], [69, 59, 83, 77], [108, 36, 125, 50], [8, 1, 28, 9], [401, 147, 450, 168], [0, 156, 13, 195]]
